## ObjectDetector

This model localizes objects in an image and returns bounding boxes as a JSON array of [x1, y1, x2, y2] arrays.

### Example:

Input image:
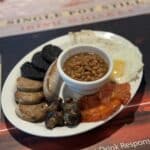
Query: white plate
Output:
[[1, 31, 143, 137]]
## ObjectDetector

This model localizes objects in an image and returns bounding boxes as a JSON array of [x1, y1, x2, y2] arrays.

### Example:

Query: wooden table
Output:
[[1, 14, 150, 150]]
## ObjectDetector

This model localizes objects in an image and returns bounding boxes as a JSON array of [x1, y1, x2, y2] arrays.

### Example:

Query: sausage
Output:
[[17, 77, 43, 92], [15, 102, 48, 122], [43, 61, 62, 102], [15, 91, 44, 105]]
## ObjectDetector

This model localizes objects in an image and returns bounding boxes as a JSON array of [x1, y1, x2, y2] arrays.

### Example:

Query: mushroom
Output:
[[45, 111, 64, 129], [62, 98, 81, 126]]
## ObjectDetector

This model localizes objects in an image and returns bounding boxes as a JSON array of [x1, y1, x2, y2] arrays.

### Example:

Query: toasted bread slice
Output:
[[17, 77, 43, 92], [15, 91, 44, 105]]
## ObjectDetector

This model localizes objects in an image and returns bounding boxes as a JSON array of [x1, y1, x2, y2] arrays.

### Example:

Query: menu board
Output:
[[0, 0, 150, 37]]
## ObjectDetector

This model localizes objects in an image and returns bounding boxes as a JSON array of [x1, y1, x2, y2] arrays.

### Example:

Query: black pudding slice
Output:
[[21, 62, 45, 81], [32, 52, 50, 72], [42, 44, 62, 63]]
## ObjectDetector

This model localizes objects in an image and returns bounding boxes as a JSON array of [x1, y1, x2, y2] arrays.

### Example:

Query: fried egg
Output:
[[68, 30, 144, 83], [105, 45, 143, 83]]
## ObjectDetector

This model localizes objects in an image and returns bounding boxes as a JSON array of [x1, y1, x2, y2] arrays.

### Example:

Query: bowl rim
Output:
[[57, 44, 113, 85]]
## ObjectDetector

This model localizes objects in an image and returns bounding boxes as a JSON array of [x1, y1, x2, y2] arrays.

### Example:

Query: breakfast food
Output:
[[21, 44, 62, 81], [45, 111, 64, 129], [15, 91, 44, 105], [43, 61, 62, 101], [15, 44, 80, 129], [15, 45, 63, 123], [63, 52, 108, 81], [68, 30, 143, 83], [11, 31, 143, 133], [16, 102, 48, 122], [108, 49, 143, 83], [21, 62, 45, 81], [79, 82, 130, 122], [42, 44, 62, 63], [17, 77, 43, 92], [32, 52, 50, 71], [47, 97, 62, 112], [45, 98, 81, 129], [62, 99, 81, 126]]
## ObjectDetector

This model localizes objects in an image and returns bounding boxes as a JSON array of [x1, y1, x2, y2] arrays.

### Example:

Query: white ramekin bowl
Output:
[[57, 45, 113, 96]]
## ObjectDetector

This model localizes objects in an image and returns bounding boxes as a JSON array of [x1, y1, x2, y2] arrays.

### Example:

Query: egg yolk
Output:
[[111, 59, 125, 81]]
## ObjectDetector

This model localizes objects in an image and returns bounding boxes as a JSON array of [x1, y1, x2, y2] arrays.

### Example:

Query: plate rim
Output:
[[1, 30, 143, 137]]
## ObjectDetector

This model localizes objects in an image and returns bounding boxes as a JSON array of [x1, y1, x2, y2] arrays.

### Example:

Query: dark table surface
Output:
[[1, 14, 150, 150]]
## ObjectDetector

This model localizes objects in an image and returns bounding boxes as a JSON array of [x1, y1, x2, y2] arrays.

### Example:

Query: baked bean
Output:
[[63, 52, 108, 81]]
